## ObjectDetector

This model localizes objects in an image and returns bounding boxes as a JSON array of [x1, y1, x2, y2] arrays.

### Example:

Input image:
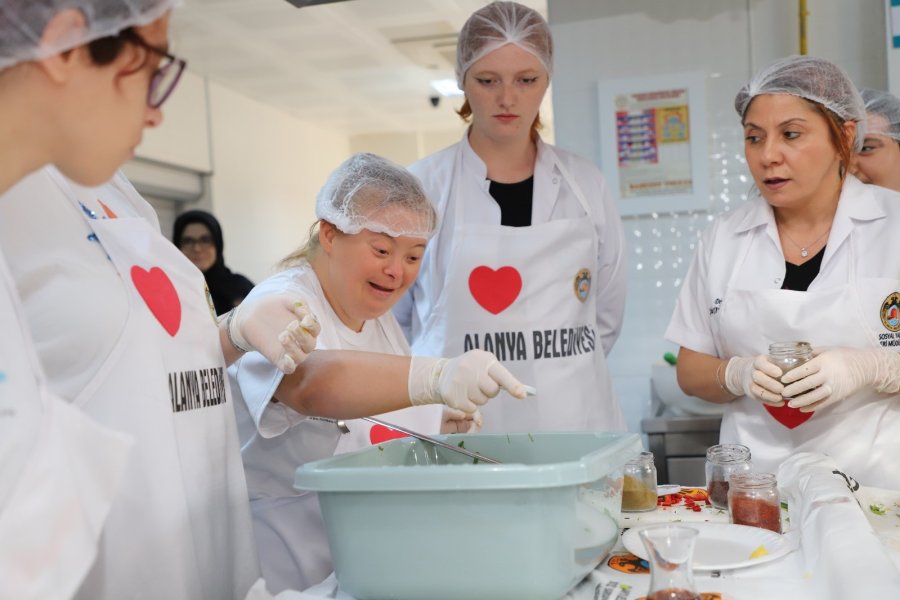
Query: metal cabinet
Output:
[[641, 416, 721, 485]]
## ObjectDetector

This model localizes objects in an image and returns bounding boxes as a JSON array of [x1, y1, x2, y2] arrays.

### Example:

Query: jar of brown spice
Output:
[[705, 444, 751, 509]]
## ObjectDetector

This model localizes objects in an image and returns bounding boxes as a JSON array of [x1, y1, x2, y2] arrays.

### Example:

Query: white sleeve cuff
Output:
[[231, 352, 307, 439]]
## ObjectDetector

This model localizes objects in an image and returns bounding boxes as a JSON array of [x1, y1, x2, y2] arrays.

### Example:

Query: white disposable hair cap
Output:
[[734, 55, 866, 151], [316, 153, 437, 240], [0, 0, 179, 71], [860, 88, 900, 143], [455, 1, 552, 89]]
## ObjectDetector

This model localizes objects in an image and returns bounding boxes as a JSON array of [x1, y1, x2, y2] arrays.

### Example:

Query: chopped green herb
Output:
[[527, 432, 534, 442], [780, 501, 789, 511], [377, 446, 384, 452], [457, 440, 465, 449], [869, 503, 888, 516]]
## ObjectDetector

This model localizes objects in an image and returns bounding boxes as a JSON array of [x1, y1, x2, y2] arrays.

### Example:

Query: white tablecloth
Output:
[[264, 453, 900, 600]]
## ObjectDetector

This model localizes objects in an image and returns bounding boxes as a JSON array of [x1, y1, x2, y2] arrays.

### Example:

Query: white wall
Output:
[[205, 81, 350, 283], [548, 0, 887, 433], [133, 70, 351, 284], [136, 70, 212, 173]]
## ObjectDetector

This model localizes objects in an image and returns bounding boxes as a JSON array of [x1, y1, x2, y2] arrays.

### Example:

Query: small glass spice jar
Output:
[[728, 472, 782, 533], [705, 444, 751, 510], [621, 451, 658, 512], [768, 341, 813, 375]]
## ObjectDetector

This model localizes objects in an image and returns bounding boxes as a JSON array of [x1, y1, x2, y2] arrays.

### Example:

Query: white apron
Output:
[[239, 269, 441, 594], [50, 172, 259, 599], [0, 251, 130, 599], [715, 231, 900, 488], [411, 143, 623, 433]]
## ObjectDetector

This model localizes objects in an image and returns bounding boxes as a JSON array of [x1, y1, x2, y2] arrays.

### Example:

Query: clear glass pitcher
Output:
[[638, 524, 701, 600]]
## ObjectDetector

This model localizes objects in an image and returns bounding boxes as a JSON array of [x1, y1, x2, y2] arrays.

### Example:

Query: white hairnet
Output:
[[316, 153, 437, 240], [455, 1, 552, 88], [734, 55, 866, 151], [0, 0, 179, 71], [860, 88, 900, 143]]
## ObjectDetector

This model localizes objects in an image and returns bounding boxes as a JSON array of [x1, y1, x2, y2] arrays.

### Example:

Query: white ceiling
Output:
[[171, 0, 549, 137]]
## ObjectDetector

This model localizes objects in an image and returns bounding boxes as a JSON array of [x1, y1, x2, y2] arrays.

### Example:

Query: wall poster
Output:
[[598, 72, 708, 216]]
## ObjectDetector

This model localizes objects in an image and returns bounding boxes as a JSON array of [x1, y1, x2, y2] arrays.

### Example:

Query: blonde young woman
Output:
[[394, 1, 628, 434], [667, 56, 900, 488]]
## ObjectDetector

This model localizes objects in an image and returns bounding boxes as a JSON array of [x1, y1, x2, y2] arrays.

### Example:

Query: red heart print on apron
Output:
[[130, 266, 182, 337], [468, 266, 522, 315], [764, 404, 814, 429], [369, 424, 408, 444]]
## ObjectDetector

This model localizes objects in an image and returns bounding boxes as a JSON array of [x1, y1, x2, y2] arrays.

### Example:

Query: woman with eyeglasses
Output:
[[173, 210, 255, 315], [0, 2, 318, 598]]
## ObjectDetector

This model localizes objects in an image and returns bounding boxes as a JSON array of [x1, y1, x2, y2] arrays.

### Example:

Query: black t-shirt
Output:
[[488, 176, 534, 227], [781, 246, 825, 292]]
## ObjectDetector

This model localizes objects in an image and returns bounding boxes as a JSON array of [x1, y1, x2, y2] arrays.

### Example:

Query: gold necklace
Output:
[[780, 225, 831, 258]]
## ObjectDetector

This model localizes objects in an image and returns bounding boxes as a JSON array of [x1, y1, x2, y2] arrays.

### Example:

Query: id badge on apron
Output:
[[714, 230, 900, 486], [412, 144, 623, 433], [52, 172, 259, 600]]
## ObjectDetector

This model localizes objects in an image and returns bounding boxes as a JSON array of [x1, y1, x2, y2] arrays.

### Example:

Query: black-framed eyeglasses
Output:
[[179, 235, 215, 250], [119, 29, 187, 109]]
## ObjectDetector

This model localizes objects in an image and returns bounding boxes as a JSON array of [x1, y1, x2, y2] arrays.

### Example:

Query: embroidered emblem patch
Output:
[[203, 282, 217, 323], [881, 292, 900, 333], [573, 268, 591, 303]]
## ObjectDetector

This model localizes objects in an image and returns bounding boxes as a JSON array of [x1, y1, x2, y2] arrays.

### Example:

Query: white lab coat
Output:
[[231, 263, 442, 593], [666, 176, 900, 487], [393, 133, 628, 432], [0, 167, 261, 599]]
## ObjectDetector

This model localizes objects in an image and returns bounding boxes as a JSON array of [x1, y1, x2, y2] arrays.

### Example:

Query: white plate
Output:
[[657, 484, 682, 496], [622, 522, 793, 571]]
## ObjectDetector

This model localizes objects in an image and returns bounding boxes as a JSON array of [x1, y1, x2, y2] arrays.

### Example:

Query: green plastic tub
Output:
[[294, 431, 642, 600]]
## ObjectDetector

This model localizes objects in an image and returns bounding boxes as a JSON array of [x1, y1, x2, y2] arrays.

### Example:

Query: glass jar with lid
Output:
[[768, 341, 813, 375], [705, 444, 751, 509], [727, 472, 781, 533], [621, 451, 658, 512]]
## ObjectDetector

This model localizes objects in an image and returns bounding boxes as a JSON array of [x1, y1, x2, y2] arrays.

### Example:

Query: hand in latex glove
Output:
[[441, 407, 483, 434], [782, 347, 900, 412], [229, 295, 321, 374], [408, 349, 526, 414], [724, 355, 785, 405]]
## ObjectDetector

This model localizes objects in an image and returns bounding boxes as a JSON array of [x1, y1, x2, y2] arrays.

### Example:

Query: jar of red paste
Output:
[[728, 472, 781, 534]]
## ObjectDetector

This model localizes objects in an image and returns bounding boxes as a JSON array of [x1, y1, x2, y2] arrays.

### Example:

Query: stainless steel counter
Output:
[[641, 415, 721, 485]]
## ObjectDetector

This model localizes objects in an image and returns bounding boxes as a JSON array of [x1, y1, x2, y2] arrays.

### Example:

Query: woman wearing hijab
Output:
[[173, 209, 255, 315]]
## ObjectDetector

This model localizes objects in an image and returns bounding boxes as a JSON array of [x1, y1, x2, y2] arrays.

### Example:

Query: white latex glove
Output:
[[782, 347, 900, 412], [441, 407, 483, 433], [724, 355, 785, 405], [229, 295, 321, 374], [408, 349, 526, 414]]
